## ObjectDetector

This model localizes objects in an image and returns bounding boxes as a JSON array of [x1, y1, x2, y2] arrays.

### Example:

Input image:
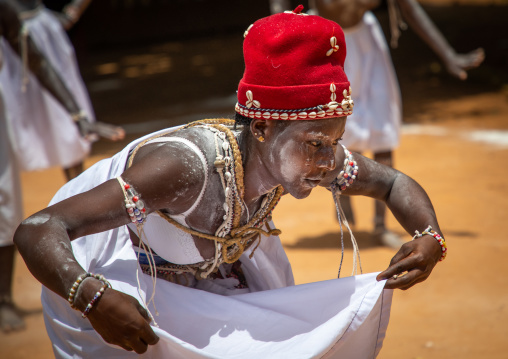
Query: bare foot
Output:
[[0, 302, 25, 333], [445, 48, 485, 80], [76, 119, 125, 141]]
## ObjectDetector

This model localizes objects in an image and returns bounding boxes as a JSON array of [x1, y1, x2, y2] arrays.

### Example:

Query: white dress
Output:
[[0, 50, 23, 247], [340, 12, 402, 153], [0, 6, 94, 171], [42, 126, 393, 358]]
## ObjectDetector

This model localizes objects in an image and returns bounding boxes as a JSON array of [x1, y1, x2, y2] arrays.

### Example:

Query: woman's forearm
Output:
[[2, 3, 82, 115], [13, 212, 85, 301], [396, 0, 456, 62], [385, 172, 442, 237], [25, 37, 81, 115]]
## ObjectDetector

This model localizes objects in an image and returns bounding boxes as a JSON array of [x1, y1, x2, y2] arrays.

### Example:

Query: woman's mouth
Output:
[[305, 179, 322, 188]]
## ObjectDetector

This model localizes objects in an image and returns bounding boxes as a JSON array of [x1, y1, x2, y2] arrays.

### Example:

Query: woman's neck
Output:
[[239, 131, 280, 207]]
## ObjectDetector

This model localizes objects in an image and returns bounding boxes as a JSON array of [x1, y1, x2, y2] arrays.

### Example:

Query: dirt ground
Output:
[[2, 5, 508, 358]]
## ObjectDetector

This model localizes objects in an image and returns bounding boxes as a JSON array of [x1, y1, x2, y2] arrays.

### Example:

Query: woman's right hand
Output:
[[444, 48, 485, 80], [86, 289, 159, 354]]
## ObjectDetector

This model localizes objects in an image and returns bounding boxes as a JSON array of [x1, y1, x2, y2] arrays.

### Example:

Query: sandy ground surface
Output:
[[2, 5, 508, 357]]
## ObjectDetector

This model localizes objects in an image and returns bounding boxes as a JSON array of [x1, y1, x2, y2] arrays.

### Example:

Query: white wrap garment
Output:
[[42, 126, 393, 358]]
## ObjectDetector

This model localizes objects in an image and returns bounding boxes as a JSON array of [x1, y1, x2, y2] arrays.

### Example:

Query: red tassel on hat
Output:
[[293, 4, 304, 13]]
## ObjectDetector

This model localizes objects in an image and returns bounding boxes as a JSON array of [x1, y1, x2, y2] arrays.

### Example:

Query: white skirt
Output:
[[0, 84, 23, 246], [41, 128, 393, 358], [341, 12, 402, 153], [0, 8, 94, 171]]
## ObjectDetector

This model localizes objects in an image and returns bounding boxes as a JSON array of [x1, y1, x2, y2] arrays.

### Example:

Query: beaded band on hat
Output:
[[235, 86, 353, 121], [412, 225, 447, 261], [330, 145, 362, 278]]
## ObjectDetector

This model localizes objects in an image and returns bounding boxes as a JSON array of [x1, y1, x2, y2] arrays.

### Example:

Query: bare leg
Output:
[[0, 244, 25, 332], [63, 161, 84, 182], [373, 151, 405, 248]]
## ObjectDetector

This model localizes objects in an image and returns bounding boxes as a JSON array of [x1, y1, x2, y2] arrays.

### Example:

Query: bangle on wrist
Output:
[[71, 110, 87, 123], [67, 273, 111, 309], [82, 281, 110, 318], [412, 225, 447, 261]]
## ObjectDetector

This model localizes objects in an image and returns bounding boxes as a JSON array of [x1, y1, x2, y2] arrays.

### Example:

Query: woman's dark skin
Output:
[[13, 116, 443, 353]]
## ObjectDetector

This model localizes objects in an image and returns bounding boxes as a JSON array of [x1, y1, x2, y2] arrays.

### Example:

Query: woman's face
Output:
[[260, 117, 347, 199]]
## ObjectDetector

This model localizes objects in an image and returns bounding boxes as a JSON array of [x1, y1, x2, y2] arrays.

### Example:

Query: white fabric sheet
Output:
[[341, 12, 402, 153], [42, 127, 393, 358], [0, 8, 94, 171]]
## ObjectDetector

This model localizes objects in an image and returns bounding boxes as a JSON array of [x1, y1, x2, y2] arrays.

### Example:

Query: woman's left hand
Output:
[[377, 235, 442, 290]]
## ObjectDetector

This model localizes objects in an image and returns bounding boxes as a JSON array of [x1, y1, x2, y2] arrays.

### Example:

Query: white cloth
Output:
[[42, 127, 393, 358], [341, 12, 402, 153], [0, 7, 94, 171], [0, 83, 23, 247]]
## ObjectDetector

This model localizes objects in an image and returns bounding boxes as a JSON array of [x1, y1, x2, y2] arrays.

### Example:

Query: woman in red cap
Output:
[[14, 6, 445, 358]]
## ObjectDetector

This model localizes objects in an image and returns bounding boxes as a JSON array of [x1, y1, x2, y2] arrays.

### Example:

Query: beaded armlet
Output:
[[331, 145, 358, 192], [117, 176, 147, 225], [330, 145, 362, 278]]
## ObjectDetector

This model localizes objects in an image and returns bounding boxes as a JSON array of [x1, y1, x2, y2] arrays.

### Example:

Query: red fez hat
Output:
[[235, 5, 353, 121]]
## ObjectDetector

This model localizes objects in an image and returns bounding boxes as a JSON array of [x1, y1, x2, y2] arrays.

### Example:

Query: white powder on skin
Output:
[[22, 213, 51, 225]]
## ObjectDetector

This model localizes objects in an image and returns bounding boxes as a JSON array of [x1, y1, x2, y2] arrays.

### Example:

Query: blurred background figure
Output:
[[0, 0, 123, 333], [3, 0, 120, 181], [43, 0, 92, 31], [271, 0, 484, 248]]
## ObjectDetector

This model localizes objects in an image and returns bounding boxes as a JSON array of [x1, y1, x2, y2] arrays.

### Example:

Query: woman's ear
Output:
[[250, 119, 268, 142]]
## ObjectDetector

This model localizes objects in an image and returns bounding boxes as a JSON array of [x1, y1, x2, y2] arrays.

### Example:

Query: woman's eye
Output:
[[333, 138, 343, 146]]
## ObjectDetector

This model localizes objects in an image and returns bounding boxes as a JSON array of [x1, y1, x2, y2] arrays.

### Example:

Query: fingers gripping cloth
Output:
[[236, 5, 353, 120]]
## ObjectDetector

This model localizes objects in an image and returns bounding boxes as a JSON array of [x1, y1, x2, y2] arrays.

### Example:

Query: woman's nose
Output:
[[316, 147, 336, 171]]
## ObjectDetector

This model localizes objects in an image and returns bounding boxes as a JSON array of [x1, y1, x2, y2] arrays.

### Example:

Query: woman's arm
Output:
[[396, 0, 484, 80], [51, 0, 93, 30], [0, 0, 123, 140], [13, 141, 205, 352], [322, 151, 444, 289]]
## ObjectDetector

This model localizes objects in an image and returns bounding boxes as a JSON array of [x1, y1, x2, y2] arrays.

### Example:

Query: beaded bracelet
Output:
[[331, 145, 358, 192], [117, 177, 147, 225], [70, 110, 88, 123], [412, 225, 447, 261], [82, 281, 111, 318], [67, 273, 110, 308], [68, 273, 91, 308]]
